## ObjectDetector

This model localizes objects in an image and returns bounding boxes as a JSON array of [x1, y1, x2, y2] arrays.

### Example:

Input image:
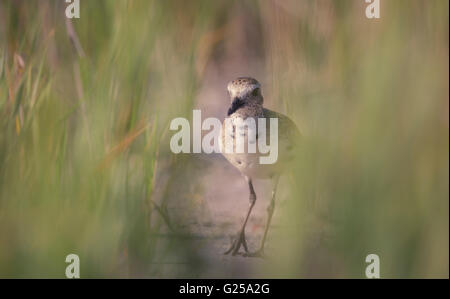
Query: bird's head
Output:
[[227, 77, 263, 116]]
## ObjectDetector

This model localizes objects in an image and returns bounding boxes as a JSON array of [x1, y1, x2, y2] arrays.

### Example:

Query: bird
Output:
[[219, 77, 301, 257]]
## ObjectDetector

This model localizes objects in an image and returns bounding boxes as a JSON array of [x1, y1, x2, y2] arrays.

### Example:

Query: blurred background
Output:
[[0, 0, 448, 278]]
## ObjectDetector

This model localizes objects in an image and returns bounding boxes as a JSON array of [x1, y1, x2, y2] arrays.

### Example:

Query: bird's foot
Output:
[[243, 248, 265, 258], [223, 231, 248, 256]]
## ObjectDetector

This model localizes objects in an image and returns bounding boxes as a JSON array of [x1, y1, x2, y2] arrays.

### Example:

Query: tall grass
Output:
[[0, 0, 218, 278], [260, 0, 449, 278]]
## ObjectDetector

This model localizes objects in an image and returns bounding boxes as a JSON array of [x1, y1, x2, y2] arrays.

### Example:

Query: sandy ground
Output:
[[185, 153, 278, 278]]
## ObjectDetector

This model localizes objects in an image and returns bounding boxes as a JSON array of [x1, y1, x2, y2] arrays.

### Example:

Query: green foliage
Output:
[[0, 0, 448, 278]]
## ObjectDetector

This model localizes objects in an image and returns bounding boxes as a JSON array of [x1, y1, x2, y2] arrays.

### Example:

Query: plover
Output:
[[220, 77, 301, 257]]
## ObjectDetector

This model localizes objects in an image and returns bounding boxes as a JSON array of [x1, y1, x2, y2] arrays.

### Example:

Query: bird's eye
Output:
[[252, 88, 260, 96]]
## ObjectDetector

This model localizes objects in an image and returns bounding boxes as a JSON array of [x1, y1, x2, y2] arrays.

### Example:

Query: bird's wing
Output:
[[263, 108, 301, 143]]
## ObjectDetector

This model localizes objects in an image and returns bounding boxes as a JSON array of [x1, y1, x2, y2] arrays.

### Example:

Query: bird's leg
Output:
[[224, 177, 256, 256], [245, 176, 280, 258]]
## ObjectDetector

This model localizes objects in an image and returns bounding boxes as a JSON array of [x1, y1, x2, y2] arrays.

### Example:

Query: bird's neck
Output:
[[227, 101, 262, 116]]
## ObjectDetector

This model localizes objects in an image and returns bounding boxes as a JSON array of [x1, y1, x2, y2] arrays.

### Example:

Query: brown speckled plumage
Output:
[[220, 78, 300, 178]]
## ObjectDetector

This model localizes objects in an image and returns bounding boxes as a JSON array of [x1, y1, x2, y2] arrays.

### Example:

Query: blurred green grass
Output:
[[0, 0, 448, 278]]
